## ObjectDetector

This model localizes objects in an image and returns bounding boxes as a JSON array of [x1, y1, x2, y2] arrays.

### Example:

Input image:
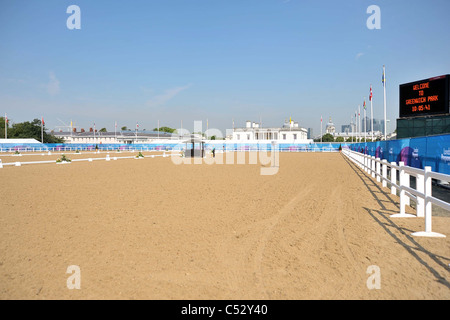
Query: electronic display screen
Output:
[[399, 75, 449, 118]]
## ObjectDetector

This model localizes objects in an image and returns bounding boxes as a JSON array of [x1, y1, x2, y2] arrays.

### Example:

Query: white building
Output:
[[325, 117, 336, 134], [231, 119, 311, 142], [52, 131, 173, 144]]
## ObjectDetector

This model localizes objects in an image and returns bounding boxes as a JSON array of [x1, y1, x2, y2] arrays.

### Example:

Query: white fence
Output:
[[0, 153, 172, 168], [342, 148, 449, 238]]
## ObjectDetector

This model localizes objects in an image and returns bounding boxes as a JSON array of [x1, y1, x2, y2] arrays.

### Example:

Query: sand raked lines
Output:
[[1, 153, 449, 299]]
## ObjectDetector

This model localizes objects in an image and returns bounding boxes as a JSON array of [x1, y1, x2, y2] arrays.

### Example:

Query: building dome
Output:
[[325, 117, 335, 134]]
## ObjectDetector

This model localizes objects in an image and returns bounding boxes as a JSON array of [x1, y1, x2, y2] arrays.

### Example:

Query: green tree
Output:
[[121, 126, 128, 131], [0, 116, 8, 139], [99, 128, 107, 132], [335, 136, 345, 142], [153, 126, 176, 133], [321, 133, 335, 142], [7, 118, 64, 143]]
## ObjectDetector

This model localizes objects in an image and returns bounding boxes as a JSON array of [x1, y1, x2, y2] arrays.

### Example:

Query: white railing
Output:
[[1, 146, 341, 153], [0, 152, 174, 168], [342, 148, 449, 238]]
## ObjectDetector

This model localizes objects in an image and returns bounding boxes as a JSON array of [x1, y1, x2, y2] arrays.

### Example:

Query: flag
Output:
[[363, 98, 366, 110], [5, 113, 7, 124], [41, 117, 44, 126], [321, 115, 322, 123], [382, 68, 386, 87], [290, 116, 292, 124], [369, 86, 373, 101], [136, 122, 139, 129]]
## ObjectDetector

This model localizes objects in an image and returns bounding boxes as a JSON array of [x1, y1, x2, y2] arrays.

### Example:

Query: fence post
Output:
[[405, 172, 410, 206], [390, 162, 397, 195], [391, 162, 415, 218], [0, 159, 2, 169], [399, 162, 406, 214], [365, 154, 369, 173], [411, 167, 446, 238], [382, 160, 387, 188], [416, 172, 425, 218], [376, 158, 381, 183], [371, 156, 376, 179]]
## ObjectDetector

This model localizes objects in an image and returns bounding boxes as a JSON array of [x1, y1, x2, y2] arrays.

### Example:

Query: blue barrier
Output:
[[349, 134, 450, 175], [2, 134, 449, 174]]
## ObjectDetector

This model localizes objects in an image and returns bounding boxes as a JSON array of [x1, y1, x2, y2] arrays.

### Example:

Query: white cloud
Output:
[[146, 84, 192, 107], [45, 72, 60, 95], [355, 52, 365, 60]]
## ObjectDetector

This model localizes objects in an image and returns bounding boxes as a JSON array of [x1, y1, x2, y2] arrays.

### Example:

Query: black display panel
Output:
[[399, 75, 449, 118]]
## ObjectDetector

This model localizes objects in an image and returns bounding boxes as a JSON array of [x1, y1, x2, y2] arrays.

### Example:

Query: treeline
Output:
[[314, 133, 378, 143], [0, 117, 64, 143], [152, 126, 177, 133]]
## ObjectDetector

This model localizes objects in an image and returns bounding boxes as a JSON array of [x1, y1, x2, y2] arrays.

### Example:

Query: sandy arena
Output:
[[0, 152, 449, 299]]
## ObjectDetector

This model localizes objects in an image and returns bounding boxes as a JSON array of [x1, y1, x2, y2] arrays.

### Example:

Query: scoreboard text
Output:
[[399, 75, 449, 118]]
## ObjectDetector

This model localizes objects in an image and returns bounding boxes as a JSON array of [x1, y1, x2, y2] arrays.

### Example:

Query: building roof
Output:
[[53, 131, 173, 138], [0, 138, 43, 144]]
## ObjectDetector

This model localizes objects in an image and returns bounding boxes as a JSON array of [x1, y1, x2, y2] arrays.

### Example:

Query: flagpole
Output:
[[358, 105, 361, 143], [115, 121, 117, 142], [351, 115, 353, 143], [364, 103, 366, 143], [370, 85, 373, 142], [320, 116, 322, 143], [157, 120, 160, 140], [41, 117, 44, 143], [4, 113, 7, 139], [383, 65, 387, 140]]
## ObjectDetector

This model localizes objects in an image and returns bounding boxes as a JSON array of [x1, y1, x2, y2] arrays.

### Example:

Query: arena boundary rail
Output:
[[342, 148, 449, 238], [0, 152, 172, 168]]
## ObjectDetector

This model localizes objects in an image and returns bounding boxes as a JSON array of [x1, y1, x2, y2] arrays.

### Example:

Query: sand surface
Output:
[[0, 152, 449, 299]]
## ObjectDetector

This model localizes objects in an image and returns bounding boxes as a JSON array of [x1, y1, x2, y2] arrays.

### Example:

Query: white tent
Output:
[[0, 139, 43, 144]]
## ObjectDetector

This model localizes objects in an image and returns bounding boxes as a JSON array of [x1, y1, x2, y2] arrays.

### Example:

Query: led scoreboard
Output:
[[399, 74, 450, 118]]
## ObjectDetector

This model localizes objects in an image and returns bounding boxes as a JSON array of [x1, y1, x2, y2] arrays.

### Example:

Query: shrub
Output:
[[56, 154, 71, 163]]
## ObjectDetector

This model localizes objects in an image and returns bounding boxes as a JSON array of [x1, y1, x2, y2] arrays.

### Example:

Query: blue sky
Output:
[[1, 0, 449, 136]]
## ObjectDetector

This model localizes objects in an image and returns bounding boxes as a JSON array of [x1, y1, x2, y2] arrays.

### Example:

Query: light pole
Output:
[[386, 119, 390, 139]]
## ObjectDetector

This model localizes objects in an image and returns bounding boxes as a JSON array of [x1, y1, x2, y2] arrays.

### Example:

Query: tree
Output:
[[99, 128, 107, 132], [0, 116, 8, 139], [153, 126, 176, 133], [7, 118, 64, 143], [335, 136, 345, 142], [321, 133, 334, 142], [121, 126, 127, 131]]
